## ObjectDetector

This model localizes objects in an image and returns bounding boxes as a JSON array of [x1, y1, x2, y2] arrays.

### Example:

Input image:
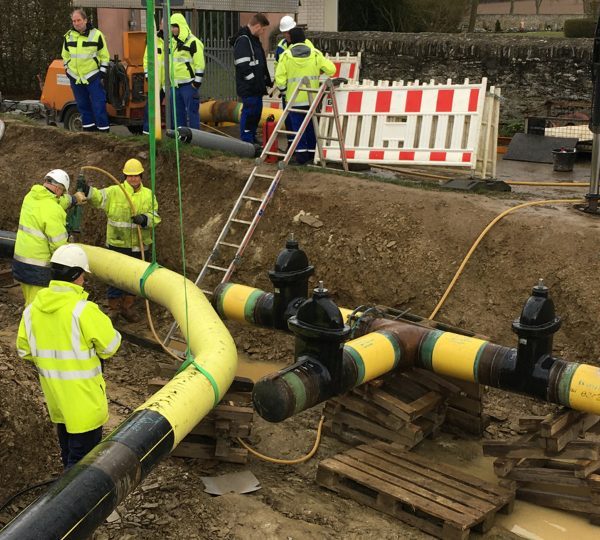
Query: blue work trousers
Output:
[[70, 77, 110, 132], [143, 89, 165, 134], [56, 423, 103, 470], [289, 107, 316, 164], [172, 83, 200, 129], [240, 95, 263, 144]]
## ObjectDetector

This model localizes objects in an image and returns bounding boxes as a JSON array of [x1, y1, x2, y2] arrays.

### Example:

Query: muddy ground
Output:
[[0, 118, 598, 539]]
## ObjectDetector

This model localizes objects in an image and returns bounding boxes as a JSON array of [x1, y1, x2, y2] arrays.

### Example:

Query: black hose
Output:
[[106, 60, 129, 111], [0, 478, 58, 514]]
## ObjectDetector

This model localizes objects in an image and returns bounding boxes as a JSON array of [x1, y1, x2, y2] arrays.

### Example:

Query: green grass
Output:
[[524, 31, 565, 37]]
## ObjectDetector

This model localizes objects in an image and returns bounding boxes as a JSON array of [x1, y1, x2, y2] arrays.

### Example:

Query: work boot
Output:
[[121, 295, 141, 323], [107, 298, 122, 322]]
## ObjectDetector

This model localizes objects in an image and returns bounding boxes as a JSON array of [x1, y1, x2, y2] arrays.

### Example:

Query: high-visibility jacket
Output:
[[273, 37, 314, 71], [275, 43, 336, 107], [169, 13, 204, 88], [232, 26, 271, 98], [143, 31, 165, 88], [12, 185, 68, 286], [17, 280, 121, 433], [61, 24, 110, 85], [88, 182, 160, 251]]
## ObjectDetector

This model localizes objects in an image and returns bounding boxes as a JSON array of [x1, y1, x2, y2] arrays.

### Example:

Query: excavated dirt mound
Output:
[[0, 118, 598, 538]]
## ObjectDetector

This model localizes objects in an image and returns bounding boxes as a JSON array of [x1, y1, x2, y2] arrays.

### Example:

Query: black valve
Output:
[[288, 281, 351, 393], [268, 237, 314, 330], [511, 279, 561, 395]]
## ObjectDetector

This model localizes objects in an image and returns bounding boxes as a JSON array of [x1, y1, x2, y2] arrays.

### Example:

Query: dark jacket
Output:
[[231, 26, 271, 98]]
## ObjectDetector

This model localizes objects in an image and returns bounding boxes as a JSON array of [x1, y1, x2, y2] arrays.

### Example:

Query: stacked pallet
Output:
[[148, 362, 254, 464], [483, 410, 600, 524], [317, 442, 514, 540], [324, 369, 465, 450]]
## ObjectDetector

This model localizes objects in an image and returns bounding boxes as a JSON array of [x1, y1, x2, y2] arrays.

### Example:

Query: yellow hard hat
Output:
[[123, 158, 144, 176]]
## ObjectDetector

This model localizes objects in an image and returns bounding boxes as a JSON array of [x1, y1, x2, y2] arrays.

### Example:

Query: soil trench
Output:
[[1, 119, 599, 539]]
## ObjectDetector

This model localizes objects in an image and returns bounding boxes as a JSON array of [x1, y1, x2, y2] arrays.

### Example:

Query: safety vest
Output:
[[14, 185, 68, 268], [144, 33, 165, 88], [273, 37, 314, 70], [16, 280, 122, 433], [169, 13, 205, 87], [88, 181, 161, 250], [62, 26, 110, 84], [275, 43, 335, 107]]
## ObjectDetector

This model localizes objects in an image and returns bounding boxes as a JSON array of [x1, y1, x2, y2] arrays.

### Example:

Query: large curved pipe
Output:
[[215, 282, 600, 421], [200, 99, 282, 126], [0, 243, 237, 539]]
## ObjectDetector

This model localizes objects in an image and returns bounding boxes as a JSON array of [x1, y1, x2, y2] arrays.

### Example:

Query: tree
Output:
[[509, 0, 515, 15], [535, 0, 544, 15], [0, 0, 71, 98], [468, 0, 479, 33]]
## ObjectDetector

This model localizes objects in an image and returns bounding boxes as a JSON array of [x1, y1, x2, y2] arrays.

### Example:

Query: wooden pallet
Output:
[[148, 375, 254, 464], [484, 410, 600, 524], [317, 442, 514, 540]]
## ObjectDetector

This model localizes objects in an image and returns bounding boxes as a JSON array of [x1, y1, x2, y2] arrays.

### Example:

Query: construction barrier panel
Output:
[[264, 52, 361, 110], [317, 78, 499, 177]]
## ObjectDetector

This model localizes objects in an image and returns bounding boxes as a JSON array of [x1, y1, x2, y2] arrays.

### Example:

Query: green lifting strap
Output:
[[139, 261, 162, 298], [176, 350, 220, 406]]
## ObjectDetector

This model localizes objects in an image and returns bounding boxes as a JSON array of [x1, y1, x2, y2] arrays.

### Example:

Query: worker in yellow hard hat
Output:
[[80, 158, 161, 322]]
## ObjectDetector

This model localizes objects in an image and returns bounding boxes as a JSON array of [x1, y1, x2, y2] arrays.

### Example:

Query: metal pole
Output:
[[584, 14, 600, 213], [163, 4, 172, 130]]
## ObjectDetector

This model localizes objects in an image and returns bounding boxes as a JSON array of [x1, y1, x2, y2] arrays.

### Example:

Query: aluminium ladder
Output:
[[163, 77, 349, 349]]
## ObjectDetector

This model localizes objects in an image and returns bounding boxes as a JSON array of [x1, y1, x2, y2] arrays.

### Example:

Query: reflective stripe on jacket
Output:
[[14, 185, 68, 269], [61, 26, 110, 84], [232, 26, 271, 98], [169, 13, 204, 87], [275, 43, 335, 106], [143, 33, 165, 87], [16, 280, 121, 433], [88, 182, 160, 250]]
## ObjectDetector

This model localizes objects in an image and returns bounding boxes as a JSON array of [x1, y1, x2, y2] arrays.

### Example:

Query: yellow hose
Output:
[[236, 416, 325, 464], [80, 166, 181, 363], [428, 198, 583, 320]]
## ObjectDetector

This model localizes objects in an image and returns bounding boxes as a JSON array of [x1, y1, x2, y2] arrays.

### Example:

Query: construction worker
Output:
[[232, 12, 271, 145], [170, 13, 205, 129], [12, 170, 72, 305], [275, 27, 335, 164], [81, 158, 160, 322], [16, 244, 121, 469], [143, 18, 165, 135], [61, 8, 110, 133]]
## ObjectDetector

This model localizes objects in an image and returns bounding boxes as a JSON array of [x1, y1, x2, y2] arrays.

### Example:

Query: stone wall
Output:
[[307, 32, 593, 132]]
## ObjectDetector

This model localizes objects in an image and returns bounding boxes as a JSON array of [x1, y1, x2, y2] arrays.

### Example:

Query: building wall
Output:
[[478, 0, 584, 14], [298, 0, 338, 31]]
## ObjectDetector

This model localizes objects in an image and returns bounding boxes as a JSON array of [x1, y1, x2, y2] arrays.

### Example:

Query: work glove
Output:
[[131, 214, 148, 227], [192, 81, 201, 89], [74, 192, 87, 205], [80, 182, 90, 197]]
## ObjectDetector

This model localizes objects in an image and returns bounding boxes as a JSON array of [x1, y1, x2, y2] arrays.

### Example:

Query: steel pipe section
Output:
[[0, 243, 237, 539], [167, 127, 260, 158], [0, 230, 15, 258]]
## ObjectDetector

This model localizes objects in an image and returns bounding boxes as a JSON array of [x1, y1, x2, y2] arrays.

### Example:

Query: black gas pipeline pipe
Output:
[[0, 230, 15, 259], [585, 14, 600, 213]]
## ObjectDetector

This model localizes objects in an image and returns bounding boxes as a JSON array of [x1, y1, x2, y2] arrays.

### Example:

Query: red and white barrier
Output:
[[317, 78, 493, 174]]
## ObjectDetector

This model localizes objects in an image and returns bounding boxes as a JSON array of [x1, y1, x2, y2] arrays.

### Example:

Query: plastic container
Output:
[[552, 147, 577, 172]]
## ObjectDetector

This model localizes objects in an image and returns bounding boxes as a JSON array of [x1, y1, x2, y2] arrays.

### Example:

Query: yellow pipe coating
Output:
[[431, 333, 486, 382], [346, 332, 399, 384], [80, 245, 237, 446], [221, 283, 258, 323], [567, 364, 600, 415]]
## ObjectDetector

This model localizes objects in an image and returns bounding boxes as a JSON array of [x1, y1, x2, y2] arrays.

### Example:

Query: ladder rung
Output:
[[202, 289, 213, 296], [289, 108, 310, 113], [219, 241, 241, 248], [232, 218, 252, 225], [299, 87, 321, 93], [318, 136, 339, 141], [253, 173, 276, 179], [169, 335, 186, 344], [265, 151, 287, 157], [315, 113, 335, 118], [207, 264, 228, 272], [242, 195, 263, 202], [279, 130, 297, 135]]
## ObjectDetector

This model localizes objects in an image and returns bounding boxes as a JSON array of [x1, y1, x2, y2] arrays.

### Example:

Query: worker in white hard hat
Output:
[[12, 169, 74, 305], [17, 244, 121, 469], [274, 16, 314, 148], [80, 158, 161, 322]]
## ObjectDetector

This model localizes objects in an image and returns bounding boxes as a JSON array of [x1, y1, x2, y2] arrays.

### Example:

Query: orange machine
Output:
[[41, 32, 147, 132]]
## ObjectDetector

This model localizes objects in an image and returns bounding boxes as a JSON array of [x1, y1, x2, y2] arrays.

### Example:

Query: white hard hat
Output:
[[50, 244, 91, 273], [45, 169, 70, 191], [279, 15, 296, 32]]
